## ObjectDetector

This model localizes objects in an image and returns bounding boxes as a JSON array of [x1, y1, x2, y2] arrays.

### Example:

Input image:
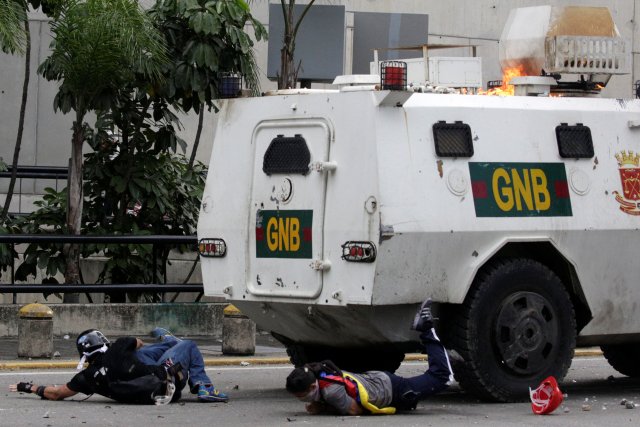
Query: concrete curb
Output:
[[0, 349, 603, 371]]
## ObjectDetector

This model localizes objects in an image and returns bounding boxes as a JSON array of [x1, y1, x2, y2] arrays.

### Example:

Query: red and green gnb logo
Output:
[[255, 210, 313, 258], [469, 162, 572, 217]]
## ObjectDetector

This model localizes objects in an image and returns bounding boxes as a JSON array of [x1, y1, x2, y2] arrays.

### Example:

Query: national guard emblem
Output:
[[614, 151, 640, 215]]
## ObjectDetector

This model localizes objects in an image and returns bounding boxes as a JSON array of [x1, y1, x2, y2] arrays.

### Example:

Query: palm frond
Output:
[[0, 0, 27, 55], [40, 0, 168, 113]]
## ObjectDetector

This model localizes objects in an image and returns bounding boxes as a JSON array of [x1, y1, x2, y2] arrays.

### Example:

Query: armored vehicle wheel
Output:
[[448, 258, 576, 402], [600, 344, 640, 377], [286, 344, 405, 373]]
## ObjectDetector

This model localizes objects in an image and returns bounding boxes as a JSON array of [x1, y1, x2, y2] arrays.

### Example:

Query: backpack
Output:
[[106, 374, 168, 404]]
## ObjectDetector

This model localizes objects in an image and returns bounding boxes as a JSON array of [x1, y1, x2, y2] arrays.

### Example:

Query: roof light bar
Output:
[[198, 238, 227, 258], [341, 241, 377, 263]]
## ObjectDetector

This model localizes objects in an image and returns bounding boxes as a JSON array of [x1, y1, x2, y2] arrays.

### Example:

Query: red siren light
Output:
[[380, 61, 407, 91]]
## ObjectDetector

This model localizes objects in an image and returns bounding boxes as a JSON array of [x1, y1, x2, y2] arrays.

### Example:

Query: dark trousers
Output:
[[386, 329, 453, 409]]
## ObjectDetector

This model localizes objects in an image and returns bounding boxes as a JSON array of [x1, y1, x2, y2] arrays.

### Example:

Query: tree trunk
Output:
[[277, 0, 315, 89], [278, 2, 295, 89], [188, 105, 204, 169], [63, 111, 85, 301], [1, 19, 31, 220]]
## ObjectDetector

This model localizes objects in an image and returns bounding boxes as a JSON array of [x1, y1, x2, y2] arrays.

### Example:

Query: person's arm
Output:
[[343, 399, 364, 415], [320, 384, 364, 415], [9, 382, 77, 401]]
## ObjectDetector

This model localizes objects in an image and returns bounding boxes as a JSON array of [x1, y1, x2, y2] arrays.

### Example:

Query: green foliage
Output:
[[0, 221, 20, 274], [10, 84, 205, 299], [150, 0, 267, 112], [12, 188, 67, 281], [11, 153, 204, 298], [0, 0, 27, 55], [38, 0, 169, 115]]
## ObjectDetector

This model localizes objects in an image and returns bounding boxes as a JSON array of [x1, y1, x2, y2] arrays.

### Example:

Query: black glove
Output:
[[17, 382, 33, 393]]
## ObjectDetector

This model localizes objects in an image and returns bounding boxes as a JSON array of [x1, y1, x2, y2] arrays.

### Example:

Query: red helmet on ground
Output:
[[530, 376, 563, 415]]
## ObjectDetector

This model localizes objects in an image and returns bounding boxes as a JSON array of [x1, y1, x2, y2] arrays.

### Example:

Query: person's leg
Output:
[[150, 327, 181, 342], [136, 336, 180, 365], [388, 328, 453, 408], [155, 340, 210, 386], [407, 328, 453, 393], [155, 340, 229, 402]]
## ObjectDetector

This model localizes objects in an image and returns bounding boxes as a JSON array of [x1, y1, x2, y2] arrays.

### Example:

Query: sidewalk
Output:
[[0, 333, 602, 370], [0, 332, 292, 369]]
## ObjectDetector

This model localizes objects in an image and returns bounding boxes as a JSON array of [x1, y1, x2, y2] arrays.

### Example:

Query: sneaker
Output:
[[150, 327, 180, 341], [197, 384, 229, 402], [411, 299, 435, 332]]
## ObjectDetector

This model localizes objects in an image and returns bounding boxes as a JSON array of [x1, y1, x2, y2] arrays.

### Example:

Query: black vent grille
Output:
[[556, 123, 594, 159], [432, 121, 474, 157], [263, 134, 310, 175]]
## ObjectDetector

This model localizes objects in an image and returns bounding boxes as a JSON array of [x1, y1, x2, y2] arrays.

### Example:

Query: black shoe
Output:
[[411, 299, 434, 332]]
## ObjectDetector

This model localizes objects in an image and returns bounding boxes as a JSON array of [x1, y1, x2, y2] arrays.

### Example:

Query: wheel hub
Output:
[[494, 291, 558, 375]]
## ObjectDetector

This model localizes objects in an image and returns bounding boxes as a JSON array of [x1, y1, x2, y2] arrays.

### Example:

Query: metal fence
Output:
[[0, 234, 203, 303], [0, 165, 68, 215]]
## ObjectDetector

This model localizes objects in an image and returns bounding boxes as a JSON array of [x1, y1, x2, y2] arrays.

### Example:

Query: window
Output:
[[555, 123, 594, 159], [432, 121, 474, 157], [263, 134, 311, 175]]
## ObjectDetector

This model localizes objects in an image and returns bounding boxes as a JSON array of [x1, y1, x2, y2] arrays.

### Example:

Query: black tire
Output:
[[601, 344, 640, 377], [448, 258, 576, 402], [286, 344, 405, 373]]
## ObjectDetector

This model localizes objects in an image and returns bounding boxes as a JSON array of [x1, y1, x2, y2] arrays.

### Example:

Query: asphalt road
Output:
[[1, 356, 640, 426]]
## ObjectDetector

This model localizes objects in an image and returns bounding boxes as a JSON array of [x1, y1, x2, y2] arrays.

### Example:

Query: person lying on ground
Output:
[[9, 328, 228, 404], [286, 299, 453, 415]]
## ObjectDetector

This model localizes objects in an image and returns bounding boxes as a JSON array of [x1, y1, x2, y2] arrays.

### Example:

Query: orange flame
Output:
[[478, 65, 526, 96]]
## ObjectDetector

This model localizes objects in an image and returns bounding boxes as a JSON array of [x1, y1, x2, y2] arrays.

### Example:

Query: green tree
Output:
[[82, 89, 205, 302], [38, 0, 169, 289], [149, 0, 267, 166]]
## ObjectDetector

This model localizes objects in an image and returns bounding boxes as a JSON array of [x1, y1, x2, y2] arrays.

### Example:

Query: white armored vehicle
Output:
[[198, 6, 640, 401]]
